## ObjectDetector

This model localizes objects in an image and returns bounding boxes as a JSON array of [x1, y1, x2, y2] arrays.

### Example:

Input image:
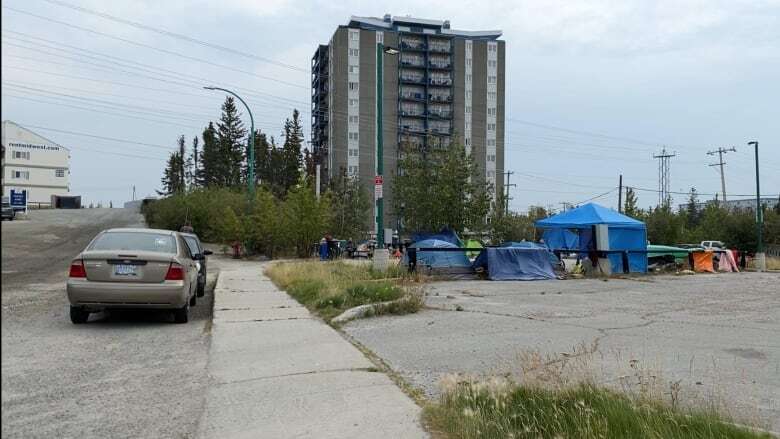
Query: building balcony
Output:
[[400, 93, 426, 102], [428, 45, 451, 53], [400, 110, 425, 118], [427, 110, 452, 119], [399, 125, 427, 134], [428, 127, 452, 136], [400, 41, 426, 51], [428, 94, 452, 103], [400, 59, 425, 68], [428, 78, 452, 86], [400, 76, 426, 85], [428, 62, 452, 70]]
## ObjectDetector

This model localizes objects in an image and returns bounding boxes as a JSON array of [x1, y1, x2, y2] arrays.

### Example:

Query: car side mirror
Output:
[[192, 253, 205, 260], [203, 250, 213, 256]]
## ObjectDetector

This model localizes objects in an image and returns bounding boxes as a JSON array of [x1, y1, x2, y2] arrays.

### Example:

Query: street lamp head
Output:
[[203, 86, 216, 90], [383, 47, 400, 55], [748, 141, 758, 146]]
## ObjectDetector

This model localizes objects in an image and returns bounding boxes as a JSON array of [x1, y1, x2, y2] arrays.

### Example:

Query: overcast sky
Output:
[[2, 0, 778, 211]]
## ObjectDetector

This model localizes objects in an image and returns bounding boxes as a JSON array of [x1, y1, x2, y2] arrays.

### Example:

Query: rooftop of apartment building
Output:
[[346, 14, 502, 40]]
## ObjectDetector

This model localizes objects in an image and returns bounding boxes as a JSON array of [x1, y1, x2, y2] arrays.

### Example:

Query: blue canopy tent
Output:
[[535, 203, 648, 273], [411, 227, 463, 247], [473, 246, 557, 280]]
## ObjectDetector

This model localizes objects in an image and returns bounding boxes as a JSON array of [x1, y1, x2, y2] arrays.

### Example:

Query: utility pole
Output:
[[653, 148, 676, 207], [618, 174, 623, 213], [503, 170, 516, 213], [748, 141, 764, 271], [132, 185, 136, 201], [707, 147, 736, 202]]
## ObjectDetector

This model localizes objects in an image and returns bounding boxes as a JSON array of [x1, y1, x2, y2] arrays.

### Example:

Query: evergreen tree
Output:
[[160, 142, 185, 195], [199, 122, 220, 187], [216, 96, 247, 187], [187, 136, 199, 188], [282, 179, 331, 257], [279, 109, 303, 194], [253, 130, 271, 186], [623, 187, 640, 218], [685, 187, 701, 228], [177, 135, 187, 191]]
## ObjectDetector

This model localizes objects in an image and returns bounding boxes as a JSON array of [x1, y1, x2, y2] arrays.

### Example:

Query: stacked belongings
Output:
[[691, 250, 715, 273], [473, 244, 558, 281]]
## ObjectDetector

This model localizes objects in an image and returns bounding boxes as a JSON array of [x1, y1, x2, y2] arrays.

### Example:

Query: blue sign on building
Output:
[[10, 189, 27, 211]]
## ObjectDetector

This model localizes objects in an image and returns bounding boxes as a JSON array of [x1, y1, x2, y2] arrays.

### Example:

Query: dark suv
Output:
[[1, 202, 15, 221], [181, 233, 212, 297]]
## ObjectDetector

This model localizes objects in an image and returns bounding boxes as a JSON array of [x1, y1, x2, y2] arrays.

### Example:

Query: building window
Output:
[[13, 151, 30, 160], [465, 106, 471, 114], [348, 165, 358, 175], [488, 123, 496, 131], [349, 48, 359, 56], [348, 148, 359, 157], [348, 82, 359, 91], [350, 31, 359, 41], [349, 65, 359, 74], [348, 132, 359, 141], [465, 138, 471, 146], [349, 99, 358, 106], [348, 115, 359, 123], [55, 169, 66, 177], [487, 139, 496, 146], [13, 170, 30, 180], [487, 154, 496, 162]]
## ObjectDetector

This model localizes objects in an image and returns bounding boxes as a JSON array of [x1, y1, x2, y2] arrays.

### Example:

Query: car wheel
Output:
[[70, 306, 89, 324], [189, 292, 197, 307], [197, 279, 205, 297], [173, 304, 189, 324]]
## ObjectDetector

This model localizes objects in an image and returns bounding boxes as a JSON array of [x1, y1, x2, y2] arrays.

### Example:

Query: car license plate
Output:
[[114, 264, 137, 276]]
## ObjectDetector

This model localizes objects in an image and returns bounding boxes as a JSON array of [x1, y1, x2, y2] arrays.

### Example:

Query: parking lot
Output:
[[344, 272, 780, 431]]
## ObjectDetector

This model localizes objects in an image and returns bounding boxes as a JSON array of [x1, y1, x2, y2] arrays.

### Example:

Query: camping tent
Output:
[[412, 228, 463, 247], [535, 203, 648, 273], [473, 247, 557, 280], [502, 241, 561, 267], [409, 239, 472, 269], [464, 239, 484, 259]]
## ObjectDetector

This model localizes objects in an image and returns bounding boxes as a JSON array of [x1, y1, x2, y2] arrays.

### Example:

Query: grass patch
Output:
[[266, 261, 423, 321], [423, 381, 772, 439]]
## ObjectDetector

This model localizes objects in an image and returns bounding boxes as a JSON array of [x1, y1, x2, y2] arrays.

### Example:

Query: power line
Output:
[[11, 2, 308, 73]]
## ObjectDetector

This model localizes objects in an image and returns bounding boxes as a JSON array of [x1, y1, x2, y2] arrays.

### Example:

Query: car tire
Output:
[[70, 306, 89, 324], [197, 279, 205, 297], [173, 304, 189, 324], [189, 292, 197, 307]]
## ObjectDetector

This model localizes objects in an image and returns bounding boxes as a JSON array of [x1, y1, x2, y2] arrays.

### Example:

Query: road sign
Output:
[[374, 175, 383, 185], [10, 189, 27, 211], [374, 182, 383, 199]]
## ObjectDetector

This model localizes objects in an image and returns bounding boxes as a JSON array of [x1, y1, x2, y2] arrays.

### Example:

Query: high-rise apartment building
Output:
[[311, 15, 505, 231]]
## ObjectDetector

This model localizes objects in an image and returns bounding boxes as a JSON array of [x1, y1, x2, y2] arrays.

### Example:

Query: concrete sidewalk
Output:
[[197, 260, 426, 439]]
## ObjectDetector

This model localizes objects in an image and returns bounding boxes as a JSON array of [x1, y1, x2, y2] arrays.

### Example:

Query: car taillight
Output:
[[69, 260, 86, 278], [165, 262, 184, 281]]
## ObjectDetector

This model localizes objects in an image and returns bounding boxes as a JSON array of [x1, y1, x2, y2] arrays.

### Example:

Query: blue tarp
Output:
[[412, 227, 463, 247], [410, 239, 471, 268], [473, 247, 557, 280], [535, 203, 648, 273], [502, 241, 561, 266]]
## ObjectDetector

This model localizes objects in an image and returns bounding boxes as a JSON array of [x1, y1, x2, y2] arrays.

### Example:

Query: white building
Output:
[[1, 121, 70, 206]]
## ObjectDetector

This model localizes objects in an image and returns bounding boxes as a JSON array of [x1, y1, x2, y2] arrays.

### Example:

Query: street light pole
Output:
[[375, 44, 399, 248], [204, 86, 255, 199], [748, 140, 764, 271]]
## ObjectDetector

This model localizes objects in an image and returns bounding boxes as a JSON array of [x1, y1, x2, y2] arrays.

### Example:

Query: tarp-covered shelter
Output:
[[502, 241, 561, 267], [409, 239, 472, 270], [647, 245, 690, 264], [535, 203, 648, 273], [473, 247, 557, 280], [691, 251, 715, 273]]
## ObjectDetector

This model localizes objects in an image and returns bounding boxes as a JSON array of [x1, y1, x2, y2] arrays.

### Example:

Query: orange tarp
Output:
[[692, 251, 715, 273]]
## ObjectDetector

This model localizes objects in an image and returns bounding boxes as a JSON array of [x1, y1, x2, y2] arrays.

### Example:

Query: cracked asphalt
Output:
[[2, 209, 219, 438], [343, 273, 780, 431]]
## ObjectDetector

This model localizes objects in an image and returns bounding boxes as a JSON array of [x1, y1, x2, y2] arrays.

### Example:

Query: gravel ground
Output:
[[343, 273, 780, 432], [1, 208, 218, 438]]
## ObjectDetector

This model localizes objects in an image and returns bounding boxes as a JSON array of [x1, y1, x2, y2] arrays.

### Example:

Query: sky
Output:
[[2, 0, 779, 211]]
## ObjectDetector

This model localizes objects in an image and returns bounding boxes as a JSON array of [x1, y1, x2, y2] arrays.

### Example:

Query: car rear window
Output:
[[183, 236, 201, 256], [89, 232, 177, 253]]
